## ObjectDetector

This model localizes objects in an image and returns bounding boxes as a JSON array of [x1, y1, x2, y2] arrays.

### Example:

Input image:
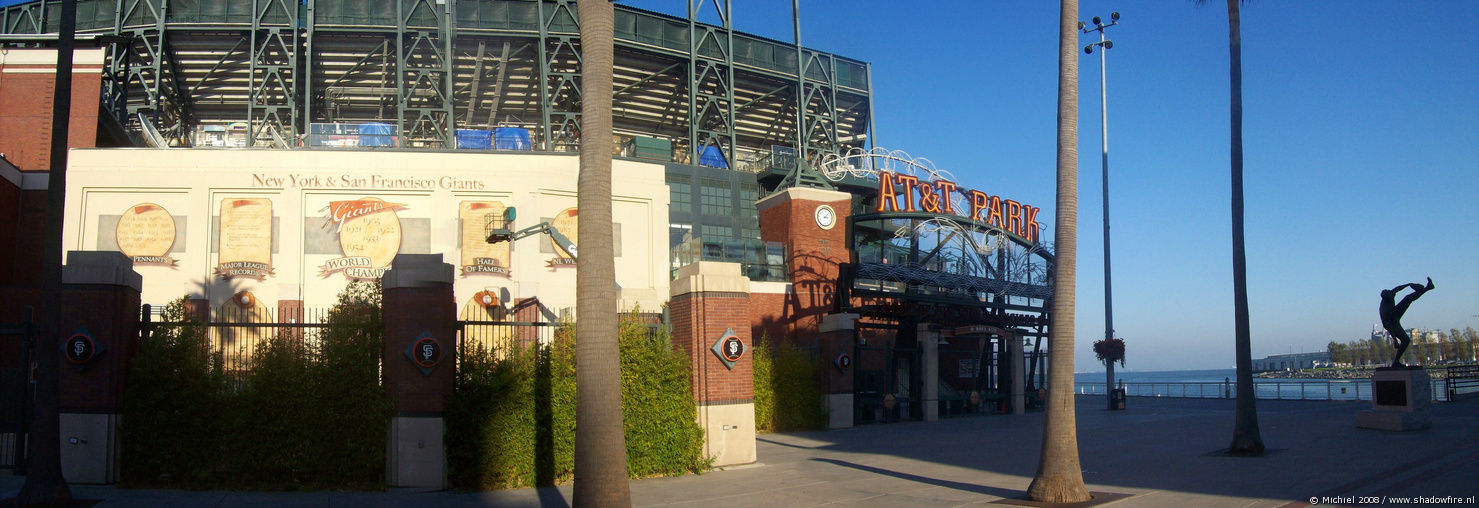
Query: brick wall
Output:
[[0, 176, 18, 285], [0, 57, 102, 171], [670, 291, 753, 403], [58, 283, 141, 412], [8, 190, 47, 286], [383, 284, 456, 414], [753, 190, 852, 344]]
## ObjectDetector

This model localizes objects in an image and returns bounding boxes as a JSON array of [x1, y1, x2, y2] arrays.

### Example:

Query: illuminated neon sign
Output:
[[874, 171, 1040, 243]]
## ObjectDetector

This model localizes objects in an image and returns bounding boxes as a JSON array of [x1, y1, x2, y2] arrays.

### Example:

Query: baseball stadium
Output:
[[0, 0, 1054, 478]]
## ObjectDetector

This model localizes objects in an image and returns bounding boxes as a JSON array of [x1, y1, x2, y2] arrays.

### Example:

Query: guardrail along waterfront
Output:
[[1076, 379, 1454, 403]]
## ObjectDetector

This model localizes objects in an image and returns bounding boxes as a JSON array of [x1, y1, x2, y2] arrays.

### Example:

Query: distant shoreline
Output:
[[1254, 366, 1466, 380]]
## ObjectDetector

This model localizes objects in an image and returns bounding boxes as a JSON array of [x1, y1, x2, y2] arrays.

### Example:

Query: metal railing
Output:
[[140, 304, 339, 384], [1076, 379, 1453, 403], [1447, 365, 1479, 401]]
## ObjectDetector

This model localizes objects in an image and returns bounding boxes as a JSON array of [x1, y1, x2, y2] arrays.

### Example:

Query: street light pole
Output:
[[1082, 12, 1119, 409]]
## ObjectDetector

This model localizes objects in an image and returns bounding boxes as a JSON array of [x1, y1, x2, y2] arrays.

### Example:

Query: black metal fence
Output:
[[0, 306, 35, 473], [456, 319, 557, 360], [140, 304, 336, 384], [1447, 364, 1479, 401]]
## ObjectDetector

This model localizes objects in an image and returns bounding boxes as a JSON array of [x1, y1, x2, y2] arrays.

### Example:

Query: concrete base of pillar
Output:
[[699, 402, 756, 467], [826, 393, 854, 429], [59, 412, 119, 484], [388, 416, 445, 489]]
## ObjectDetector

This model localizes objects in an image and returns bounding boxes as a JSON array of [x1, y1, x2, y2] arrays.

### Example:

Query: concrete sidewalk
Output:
[[5, 395, 1478, 507]]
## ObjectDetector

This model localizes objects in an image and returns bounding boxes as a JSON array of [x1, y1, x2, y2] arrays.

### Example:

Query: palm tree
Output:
[[572, 0, 631, 505], [1211, 0, 1265, 456], [1026, 0, 1091, 503], [17, 0, 77, 504]]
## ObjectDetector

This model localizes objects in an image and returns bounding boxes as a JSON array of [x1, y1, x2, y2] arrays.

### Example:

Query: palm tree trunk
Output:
[[1226, 0, 1265, 456], [573, 0, 631, 505], [17, 0, 77, 504], [1026, 0, 1091, 502]]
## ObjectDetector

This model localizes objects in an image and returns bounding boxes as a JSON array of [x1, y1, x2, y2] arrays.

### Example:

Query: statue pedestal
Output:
[[1355, 367, 1431, 431]]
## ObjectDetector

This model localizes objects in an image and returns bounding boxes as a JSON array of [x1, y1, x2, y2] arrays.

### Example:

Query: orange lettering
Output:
[[969, 190, 989, 221], [1005, 200, 1022, 236], [985, 195, 1003, 227], [876, 171, 897, 212], [894, 174, 920, 212], [1022, 206, 1040, 242], [935, 180, 957, 213]]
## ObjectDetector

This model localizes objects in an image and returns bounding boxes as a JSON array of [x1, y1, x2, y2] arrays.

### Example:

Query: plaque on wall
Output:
[[215, 198, 275, 280], [116, 203, 178, 266], [460, 201, 511, 276], [318, 197, 405, 280], [547, 207, 578, 267]]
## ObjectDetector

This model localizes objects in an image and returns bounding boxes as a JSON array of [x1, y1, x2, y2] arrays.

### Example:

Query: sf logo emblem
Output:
[[709, 328, 746, 370], [66, 334, 97, 364], [722, 337, 744, 362], [405, 334, 443, 375], [62, 330, 104, 371]]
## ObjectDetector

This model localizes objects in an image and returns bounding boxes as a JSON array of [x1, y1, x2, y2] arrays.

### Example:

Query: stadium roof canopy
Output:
[[1, 0, 873, 169]]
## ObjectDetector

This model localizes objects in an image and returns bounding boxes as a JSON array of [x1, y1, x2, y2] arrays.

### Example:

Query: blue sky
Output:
[[619, 0, 1479, 371], [7, 0, 1476, 371]]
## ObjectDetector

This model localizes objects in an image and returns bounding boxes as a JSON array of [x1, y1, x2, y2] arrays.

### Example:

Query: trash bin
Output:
[[1110, 388, 1126, 410]]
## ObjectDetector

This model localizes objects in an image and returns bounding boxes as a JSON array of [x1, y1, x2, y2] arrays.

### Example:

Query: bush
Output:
[[228, 281, 389, 488], [447, 312, 707, 490], [121, 298, 227, 485], [121, 282, 389, 489], [753, 340, 826, 433]]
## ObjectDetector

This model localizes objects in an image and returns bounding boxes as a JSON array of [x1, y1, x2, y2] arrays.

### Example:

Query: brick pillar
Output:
[[381, 254, 455, 489], [670, 261, 754, 467], [818, 313, 857, 429], [58, 251, 141, 484], [755, 187, 852, 336]]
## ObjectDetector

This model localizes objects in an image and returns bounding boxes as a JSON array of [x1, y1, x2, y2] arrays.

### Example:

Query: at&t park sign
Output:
[[873, 172, 1041, 244]]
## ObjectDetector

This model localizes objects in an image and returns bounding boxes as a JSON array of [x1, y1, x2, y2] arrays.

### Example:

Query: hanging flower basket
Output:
[[1093, 337, 1126, 367]]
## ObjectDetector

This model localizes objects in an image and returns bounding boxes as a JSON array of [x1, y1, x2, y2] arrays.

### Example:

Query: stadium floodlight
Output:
[[1081, 11, 1123, 410]]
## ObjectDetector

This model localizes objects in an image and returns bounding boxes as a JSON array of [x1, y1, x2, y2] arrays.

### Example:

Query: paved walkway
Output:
[[5, 396, 1478, 507]]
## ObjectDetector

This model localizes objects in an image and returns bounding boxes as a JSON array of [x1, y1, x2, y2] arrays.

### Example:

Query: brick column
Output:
[[670, 261, 754, 467], [755, 187, 852, 336], [381, 254, 455, 489], [58, 251, 141, 484], [818, 313, 857, 429]]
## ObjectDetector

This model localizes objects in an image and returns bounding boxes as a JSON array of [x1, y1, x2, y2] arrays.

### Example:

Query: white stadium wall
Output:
[[62, 148, 670, 318]]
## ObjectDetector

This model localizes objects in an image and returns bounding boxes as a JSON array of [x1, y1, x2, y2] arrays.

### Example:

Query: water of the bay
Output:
[[1070, 368, 1396, 401]]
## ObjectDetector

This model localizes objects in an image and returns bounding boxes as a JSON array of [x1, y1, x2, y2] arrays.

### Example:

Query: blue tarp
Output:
[[456, 129, 493, 149], [494, 127, 532, 150], [358, 123, 394, 147], [698, 145, 728, 168]]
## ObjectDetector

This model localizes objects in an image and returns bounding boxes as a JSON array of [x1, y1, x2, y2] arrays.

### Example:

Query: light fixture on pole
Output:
[[1081, 11, 1121, 410]]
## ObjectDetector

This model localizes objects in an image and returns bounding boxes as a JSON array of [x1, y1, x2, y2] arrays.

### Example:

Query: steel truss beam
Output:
[[537, 0, 580, 151], [3, 0, 871, 155], [249, 0, 299, 146], [112, 0, 192, 143], [398, 0, 455, 147], [688, 0, 734, 168]]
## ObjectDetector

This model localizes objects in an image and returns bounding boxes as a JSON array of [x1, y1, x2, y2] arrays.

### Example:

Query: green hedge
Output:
[[120, 298, 227, 485], [121, 282, 389, 488], [447, 313, 708, 490], [753, 340, 826, 433]]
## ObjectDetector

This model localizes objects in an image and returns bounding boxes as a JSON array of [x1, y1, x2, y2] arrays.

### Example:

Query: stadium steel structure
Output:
[[0, 0, 873, 169]]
